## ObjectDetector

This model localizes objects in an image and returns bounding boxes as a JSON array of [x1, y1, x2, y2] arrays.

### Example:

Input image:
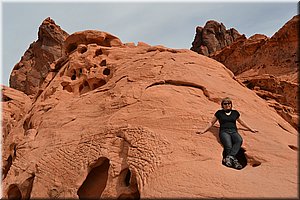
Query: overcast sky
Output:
[[1, 1, 298, 86]]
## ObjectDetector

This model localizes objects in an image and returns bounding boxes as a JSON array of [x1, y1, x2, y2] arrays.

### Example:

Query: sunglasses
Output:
[[223, 102, 232, 105]]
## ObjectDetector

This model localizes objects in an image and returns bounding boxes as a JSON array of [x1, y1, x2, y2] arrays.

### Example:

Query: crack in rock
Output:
[[146, 79, 214, 101]]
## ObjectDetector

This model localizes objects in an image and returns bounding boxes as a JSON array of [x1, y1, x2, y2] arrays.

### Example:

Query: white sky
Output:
[[0, 0, 298, 86]]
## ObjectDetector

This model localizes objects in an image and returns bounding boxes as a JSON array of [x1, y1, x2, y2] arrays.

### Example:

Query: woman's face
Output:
[[222, 102, 232, 110]]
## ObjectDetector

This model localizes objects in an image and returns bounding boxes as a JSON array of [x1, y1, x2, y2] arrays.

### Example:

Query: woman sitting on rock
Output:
[[197, 97, 257, 169]]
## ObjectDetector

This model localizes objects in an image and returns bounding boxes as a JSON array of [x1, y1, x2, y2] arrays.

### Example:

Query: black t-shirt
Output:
[[214, 109, 240, 131]]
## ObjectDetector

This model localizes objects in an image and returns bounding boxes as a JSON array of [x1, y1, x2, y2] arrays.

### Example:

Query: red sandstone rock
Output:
[[9, 17, 69, 97], [1, 28, 298, 199], [1, 85, 32, 141], [211, 15, 298, 81], [64, 30, 123, 55], [210, 34, 268, 75], [190, 20, 242, 56]]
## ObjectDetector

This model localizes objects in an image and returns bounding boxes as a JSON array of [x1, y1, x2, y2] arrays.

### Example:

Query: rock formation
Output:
[[192, 15, 299, 130], [211, 15, 298, 82], [1, 85, 32, 142], [1, 20, 298, 199], [190, 20, 242, 56], [9, 17, 69, 98]]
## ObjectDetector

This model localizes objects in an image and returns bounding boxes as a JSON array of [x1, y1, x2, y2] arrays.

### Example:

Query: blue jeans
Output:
[[219, 129, 243, 158]]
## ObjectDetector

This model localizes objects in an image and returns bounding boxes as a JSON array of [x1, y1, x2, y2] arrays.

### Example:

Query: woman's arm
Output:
[[196, 116, 218, 134], [237, 117, 258, 133]]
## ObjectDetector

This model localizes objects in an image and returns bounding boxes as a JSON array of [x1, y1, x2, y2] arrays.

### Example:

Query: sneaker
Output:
[[223, 156, 233, 167], [232, 156, 243, 169]]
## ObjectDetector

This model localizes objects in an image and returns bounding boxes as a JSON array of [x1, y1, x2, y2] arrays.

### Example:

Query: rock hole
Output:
[[125, 169, 131, 187], [7, 184, 22, 200], [78, 46, 87, 54], [67, 43, 77, 53], [288, 145, 298, 151], [95, 48, 103, 56], [77, 157, 110, 199], [100, 60, 107, 66], [79, 81, 91, 95], [2, 155, 12, 180], [23, 116, 33, 131], [103, 68, 110, 76], [92, 79, 107, 90], [10, 143, 17, 157], [62, 85, 73, 93], [71, 70, 77, 80], [222, 147, 247, 169], [23, 174, 35, 200], [117, 169, 140, 200], [251, 162, 262, 167], [229, 147, 247, 169], [245, 153, 262, 168]]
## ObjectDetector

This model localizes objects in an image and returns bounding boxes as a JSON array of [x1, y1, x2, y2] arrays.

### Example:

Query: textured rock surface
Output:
[[211, 15, 299, 81], [9, 17, 69, 97], [190, 20, 242, 56], [1, 85, 32, 142], [209, 15, 299, 130], [238, 75, 298, 130], [2, 28, 298, 199]]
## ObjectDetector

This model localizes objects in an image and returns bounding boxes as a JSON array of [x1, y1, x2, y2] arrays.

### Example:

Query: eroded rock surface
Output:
[[2, 28, 298, 199], [211, 15, 298, 81], [1, 85, 32, 142], [239, 75, 298, 130], [2, 19, 298, 199], [9, 17, 69, 97]]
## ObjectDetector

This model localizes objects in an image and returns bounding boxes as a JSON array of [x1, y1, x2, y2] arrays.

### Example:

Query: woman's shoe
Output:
[[223, 156, 233, 167], [232, 157, 243, 169]]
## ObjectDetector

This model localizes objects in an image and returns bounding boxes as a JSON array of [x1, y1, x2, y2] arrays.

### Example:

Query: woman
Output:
[[197, 97, 257, 169]]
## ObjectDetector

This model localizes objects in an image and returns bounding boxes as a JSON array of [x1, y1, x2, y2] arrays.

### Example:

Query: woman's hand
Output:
[[196, 130, 206, 134], [237, 118, 258, 133], [196, 116, 217, 135], [250, 128, 258, 133]]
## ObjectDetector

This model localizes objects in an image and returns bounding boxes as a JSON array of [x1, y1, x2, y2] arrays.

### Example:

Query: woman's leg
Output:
[[228, 130, 243, 169], [229, 130, 243, 157], [219, 131, 232, 158]]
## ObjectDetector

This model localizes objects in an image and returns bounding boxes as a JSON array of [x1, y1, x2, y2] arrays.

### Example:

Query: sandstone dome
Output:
[[2, 20, 298, 199]]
